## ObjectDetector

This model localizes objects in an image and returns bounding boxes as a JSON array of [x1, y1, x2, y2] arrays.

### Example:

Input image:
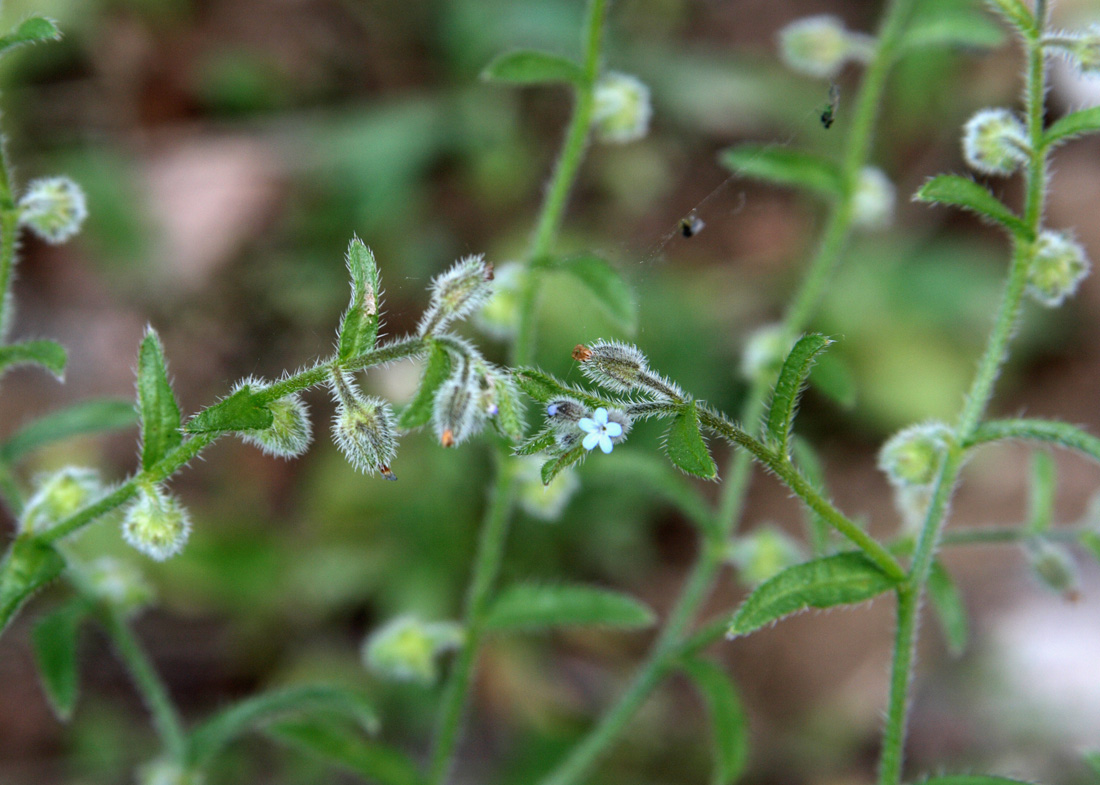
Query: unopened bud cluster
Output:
[[962, 108, 1030, 176], [878, 422, 953, 488], [574, 340, 682, 400], [362, 615, 464, 686], [1026, 230, 1090, 308], [778, 15, 875, 79], [20, 466, 102, 535], [1044, 25, 1100, 75], [233, 377, 313, 458], [592, 72, 652, 144], [330, 369, 398, 480], [121, 484, 192, 561], [430, 337, 520, 447], [543, 398, 631, 456], [18, 176, 88, 244], [418, 255, 495, 337], [83, 557, 154, 617]]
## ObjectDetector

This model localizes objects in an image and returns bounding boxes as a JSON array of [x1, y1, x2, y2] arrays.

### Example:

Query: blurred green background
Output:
[[1, 0, 1099, 783]]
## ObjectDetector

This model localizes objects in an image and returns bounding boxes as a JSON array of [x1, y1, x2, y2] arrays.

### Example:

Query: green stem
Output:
[[876, 14, 1051, 785], [101, 608, 187, 761], [0, 138, 19, 341]]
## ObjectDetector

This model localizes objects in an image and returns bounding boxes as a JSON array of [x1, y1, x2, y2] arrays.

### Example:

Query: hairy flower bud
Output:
[[516, 456, 579, 521], [852, 166, 896, 230], [330, 370, 398, 479], [418, 255, 495, 337], [233, 378, 313, 458], [84, 557, 154, 617], [575, 339, 681, 399], [1026, 230, 1090, 307], [878, 422, 952, 488], [362, 615, 464, 685], [20, 466, 102, 535], [962, 108, 1030, 176], [17, 176, 88, 244], [778, 15, 875, 79], [593, 72, 652, 144], [727, 526, 805, 585], [121, 484, 192, 562], [1044, 25, 1100, 75]]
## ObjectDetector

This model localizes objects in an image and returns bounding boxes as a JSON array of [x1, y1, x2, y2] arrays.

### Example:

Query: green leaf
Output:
[[0, 537, 66, 638], [720, 145, 843, 199], [728, 552, 900, 637], [337, 238, 381, 362], [269, 721, 423, 785], [1026, 451, 1056, 536], [914, 776, 1038, 785], [808, 351, 856, 410], [32, 600, 88, 720], [540, 444, 588, 485], [553, 255, 636, 333], [664, 401, 718, 480], [0, 339, 66, 380], [1083, 751, 1100, 778], [136, 329, 182, 470], [900, 6, 1005, 52], [514, 428, 557, 457], [187, 685, 378, 767], [914, 175, 1031, 240], [481, 49, 584, 86], [0, 17, 61, 56], [964, 419, 1100, 466], [680, 657, 749, 785], [765, 333, 832, 457], [485, 583, 656, 632], [1080, 531, 1100, 567], [186, 385, 274, 434], [513, 367, 610, 410], [982, 0, 1035, 36], [1043, 106, 1100, 151], [928, 561, 968, 657], [0, 399, 135, 463], [398, 342, 450, 430]]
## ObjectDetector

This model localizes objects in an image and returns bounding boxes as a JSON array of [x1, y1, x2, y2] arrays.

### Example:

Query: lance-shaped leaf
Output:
[[338, 238, 381, 362], [187, 685, 378, 767], [137, 330, 182, 470], [515, 428, 557, 457], [0, 339, 66, 381], [482, 49, 584, 86], [664, 401, 718, 480], [32, 599, 88, 720], [398, 341, 450, 430], [914, 175, 1031, 240], [485, 583, 656, 632], [915, 777, 1037, 785], [1043, 106, 1100, 151], [928, 560, 968, 657], [964, 419, 1100, 466], [680, 656, 749, 785], [900, 5, 1005, 52], [514, 367, 610, 410], [720, 145, 843, 199], [541, 444, 588, 485], [765, 334, 832, 458], [186, 385, 273, 434], [0, 16, 61, 57], [0, 399, 135, 463], [1026, 451, 1055, 535], [728, 552, 900, 637], [983, 0, 1035, 35], [553, 255, 636, 333], [0, 537, 66, 638], [269, 721, 424, 785]]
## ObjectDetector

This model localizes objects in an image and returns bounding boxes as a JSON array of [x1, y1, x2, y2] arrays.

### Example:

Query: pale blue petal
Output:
[[598, 434, 614, 453], [578, 417, 597, 433], [593, 407, 609, 425], [582, 432, 601, 451], [605, 421, 623, 438]]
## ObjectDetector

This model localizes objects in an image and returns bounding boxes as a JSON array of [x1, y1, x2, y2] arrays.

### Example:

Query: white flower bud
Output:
[[18, 176, 88, 244], [20, 466, 102, 535], [592, 72, 652, 144], [1026, 230, 1091, 308], [727, 525, 805, 585], [121, 485, 192, 562], [330, 370, 398, 479], [83, 557, 154, 618], [962, 108, 1030, 176], [516, 456, 579, 522], [362, 615, 464, 685], [878, 422, 953, 488], [418, 255, 495, 337], [138, 759, 205, 785], [1044, 25, 1100, 75], [852, 166, 896, 230], [778, 15, 875, 79], [740, 324, 794, 382], [232, 378, 313, 458]]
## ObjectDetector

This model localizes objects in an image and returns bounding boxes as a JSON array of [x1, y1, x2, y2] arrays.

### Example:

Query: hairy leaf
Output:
[[0, 17, 61, 56], [664, 401, 718, 480], [481, 49, 584, 86], [1043, 106, 1100, 151], [398, 341, 451, 430], [186, 385, 273, 434], [0, 339, 66, 380], [540, 444, 588, 485], [0, 537, 66, 638], [982, 0, 1035, 36], [766, 334, 832, 457], [0, 399, 135, 463], [928, 561, 968, 657], [32, 600, 87, 720], [914, 175, 1031, 239], [680, 656, 749, 785], [720, 145, 843, 199], [485, 583, 656, 632], [965, 419, 1100, 466], [728, 552, 900, 637], [338, 238, 382, 362], [137, 330, 182, 470]]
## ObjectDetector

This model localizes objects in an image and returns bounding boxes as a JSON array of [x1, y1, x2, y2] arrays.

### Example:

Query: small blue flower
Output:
[[578, 407, 623, 454]]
